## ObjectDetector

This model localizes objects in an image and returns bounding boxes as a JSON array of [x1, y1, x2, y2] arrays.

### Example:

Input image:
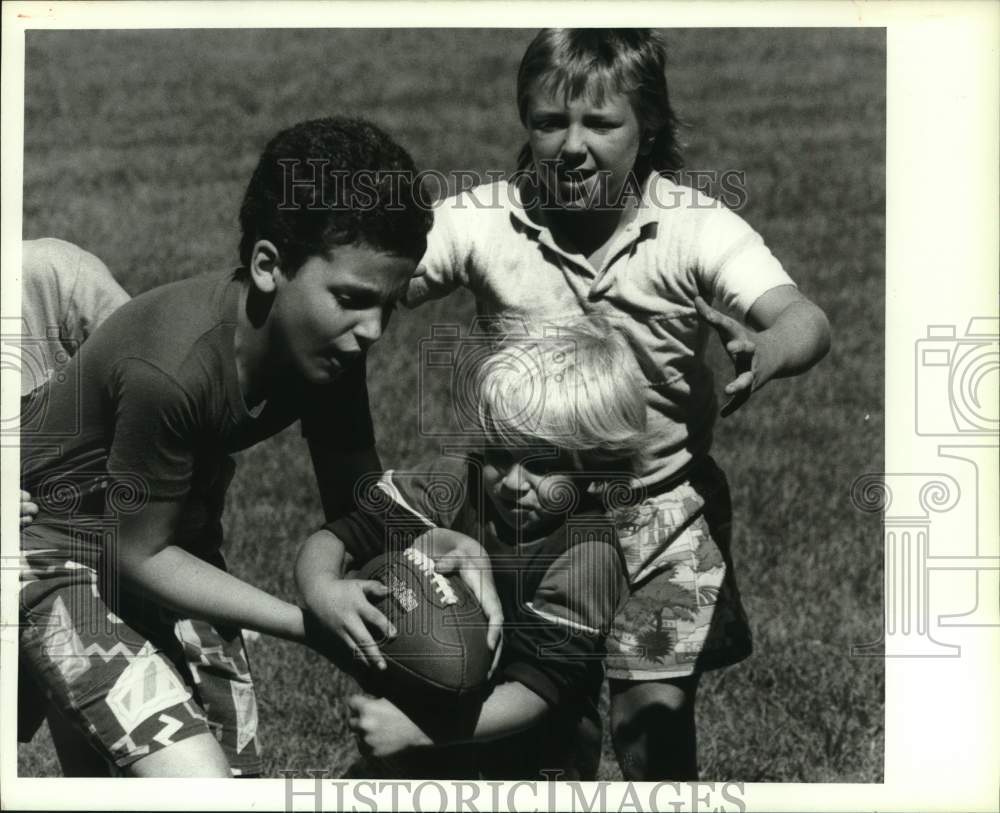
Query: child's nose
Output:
[[561, 124, 587, 161], [501, 463, 530, 492], [353, 308, 384, 350]]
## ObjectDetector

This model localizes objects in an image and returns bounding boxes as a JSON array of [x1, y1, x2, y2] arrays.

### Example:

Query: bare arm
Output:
[[448, 681, 549, 743], [348, 681, 549, 757], [116, 499, 307, 642], [745, 284, 832, 383]]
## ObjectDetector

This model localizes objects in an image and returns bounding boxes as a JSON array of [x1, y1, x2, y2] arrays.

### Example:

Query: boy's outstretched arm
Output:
[[118, 505, 394, 669], [695, 284, 831, 416], [116, 499, 312, 642], [347, 681, 549, 758]]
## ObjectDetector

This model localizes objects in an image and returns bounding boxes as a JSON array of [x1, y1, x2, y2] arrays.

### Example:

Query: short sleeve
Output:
[[693, 204, 796, 320], [374, 458, 469, 528], [65, 246, 131, 343], [105, 358, 197, 502], [527, 533, 627, 636], [300, 358, 376, 451], [323, 459, 470, 567], [499, 522, 627, 708], [403, 192, 473, 308], [323, 489, 400, 567]]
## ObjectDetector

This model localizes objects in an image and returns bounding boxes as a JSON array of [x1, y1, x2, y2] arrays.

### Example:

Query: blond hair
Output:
[[476, 315, 647, 472]]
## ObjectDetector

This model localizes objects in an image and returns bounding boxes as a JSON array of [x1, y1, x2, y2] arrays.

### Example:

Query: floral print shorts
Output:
[[605, 458, 753, 680]]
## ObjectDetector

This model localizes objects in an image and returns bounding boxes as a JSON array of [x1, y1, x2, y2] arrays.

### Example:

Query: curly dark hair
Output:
[[237, 117, 432, 276], [515, 29, 684, 179]]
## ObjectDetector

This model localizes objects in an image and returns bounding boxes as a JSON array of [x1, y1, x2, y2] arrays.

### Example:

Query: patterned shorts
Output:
[[18, 526, 262, 775], [605, 458, 753, 681]]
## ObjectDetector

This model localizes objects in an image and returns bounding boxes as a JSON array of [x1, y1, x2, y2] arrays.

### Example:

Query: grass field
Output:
[[18, 27, 885, 782]]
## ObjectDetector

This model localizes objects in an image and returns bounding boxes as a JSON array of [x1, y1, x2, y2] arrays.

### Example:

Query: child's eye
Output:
[[523, 458, 555, 475], [531, 117, 563, 132], [523, 455, 571, 476], [587, 119, 621, 132], [484, 449, 513, 467], [333, 290, 380, 309]]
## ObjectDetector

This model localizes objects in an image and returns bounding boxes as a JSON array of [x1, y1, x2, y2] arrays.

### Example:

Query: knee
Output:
[[124, 732, 232, 778], [610, 679, 700, 781], [610, 681, 695, 739]]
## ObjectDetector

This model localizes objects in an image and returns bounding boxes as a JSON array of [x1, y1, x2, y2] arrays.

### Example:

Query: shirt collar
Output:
[[631, 172, 664, 230], [508, 171, 662, 236]]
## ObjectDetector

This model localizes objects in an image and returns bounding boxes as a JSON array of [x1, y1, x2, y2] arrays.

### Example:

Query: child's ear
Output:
[[248, 240, 282, 294]]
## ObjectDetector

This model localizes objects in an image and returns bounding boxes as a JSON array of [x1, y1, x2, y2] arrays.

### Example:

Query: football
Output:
[[354, 547, 491, 697]]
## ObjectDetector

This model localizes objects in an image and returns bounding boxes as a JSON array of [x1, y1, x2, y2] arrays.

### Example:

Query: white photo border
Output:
[[2, 1, 997, 811]]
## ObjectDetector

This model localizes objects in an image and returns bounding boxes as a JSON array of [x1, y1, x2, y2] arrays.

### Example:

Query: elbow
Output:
[[814, 305, 832, 364], [295, 529, 348, 598], [790, 300, 831, 371]]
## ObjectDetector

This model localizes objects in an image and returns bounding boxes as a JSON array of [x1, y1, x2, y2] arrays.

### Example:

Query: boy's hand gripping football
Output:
[[695, 296, 761, 417], [413, 527, 504, 673], [306, 579, 397, 672]]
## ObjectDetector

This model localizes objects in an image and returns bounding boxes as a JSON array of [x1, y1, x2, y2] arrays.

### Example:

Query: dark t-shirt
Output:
[[21, 270, 375, 553], [327, 455, 629, 778]]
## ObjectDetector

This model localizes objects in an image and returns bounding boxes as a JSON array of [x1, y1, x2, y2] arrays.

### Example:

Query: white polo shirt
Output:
[[406, 175, 795, 488]]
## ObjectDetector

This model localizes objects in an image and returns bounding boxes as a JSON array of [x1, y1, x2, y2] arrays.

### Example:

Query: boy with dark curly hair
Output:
[[18, 118, 493, 778]]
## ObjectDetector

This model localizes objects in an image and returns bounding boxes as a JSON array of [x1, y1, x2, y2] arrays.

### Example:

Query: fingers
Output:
[[694, 296, 726, 327], [723, 370, 755, 396], [20, 490, 39, 528], [453, 566, 504, 651], [720, 388, 752, 418], [478, 582, 505, 652], [357, 602, 396, 643], [693, 295, 719, 321], [480, 589, 504, 652], [725, 338, 756, 358], [694, 296, 741, 338], [345, 619, 388, 672], [346, 697, 372, 755], [433, 552, 459, 574], [487, 636, 504, 680], [485, 607, 504, 652], [359, 580, 389, 601]]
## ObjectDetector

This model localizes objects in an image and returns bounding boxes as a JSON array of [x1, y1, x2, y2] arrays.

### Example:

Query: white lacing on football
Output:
[[404, 547, 458, 606]]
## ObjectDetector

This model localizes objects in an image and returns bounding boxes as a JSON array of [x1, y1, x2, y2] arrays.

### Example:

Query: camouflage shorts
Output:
[[19, 526, 262, 774], [605, 458, 753, 680]]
